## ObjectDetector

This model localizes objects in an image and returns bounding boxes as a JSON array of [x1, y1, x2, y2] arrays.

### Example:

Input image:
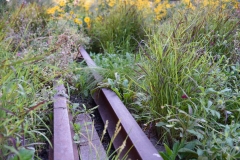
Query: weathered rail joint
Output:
[[80, 46, 163, 160]]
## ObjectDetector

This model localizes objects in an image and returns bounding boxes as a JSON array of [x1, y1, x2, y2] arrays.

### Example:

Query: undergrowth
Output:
[[1, 0, 240, 159], [0, 1, 89, 159]]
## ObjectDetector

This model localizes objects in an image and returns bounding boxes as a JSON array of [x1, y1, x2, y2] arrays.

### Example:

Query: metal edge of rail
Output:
[[79, 46, 163, 160], [53, 81, 79, 160]]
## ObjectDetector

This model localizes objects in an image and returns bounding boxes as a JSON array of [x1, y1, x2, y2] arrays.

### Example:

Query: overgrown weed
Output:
[[0, 1, 89, 159]]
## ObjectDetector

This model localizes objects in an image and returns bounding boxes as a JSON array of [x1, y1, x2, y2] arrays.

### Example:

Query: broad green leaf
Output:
[[197, 148, 204, 156], [187, 129, 204, 140], [206, 88, 217, 93], [226, 137, 233, 147], [11, 148, 35, 160], [163, 143, 173, 157], [178, 148, 198, 158], [184, 140, 198, 150], [122, 79, 128, 88], [207, 100, 212, 108], [209, 110, 220, 119], [198, 86, 205, 93], [220, 88, 231, 93], [159, 152, 171, 160], [172, 141, 180, 154]]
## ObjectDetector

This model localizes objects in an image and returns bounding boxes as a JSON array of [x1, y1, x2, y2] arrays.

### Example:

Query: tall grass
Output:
[[138, 4, 240, 158], [89, 2, 146, 54], [141, 5, 239, 116]]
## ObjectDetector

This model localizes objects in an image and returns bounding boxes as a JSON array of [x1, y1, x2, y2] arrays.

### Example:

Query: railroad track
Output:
[[51, 47, 163, 160]]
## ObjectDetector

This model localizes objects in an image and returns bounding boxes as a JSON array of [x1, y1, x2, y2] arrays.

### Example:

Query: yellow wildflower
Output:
[[46, 6, 60, 15], [166, 4, 171, 9], [70, 11, 74, 15], [221, 4, 226, 9], [59, 1, 66, 7], [84, 17, 91, 23], [109, 2, 115, 7], [47, 8, 55, 14], [108, 0, 116, 7], [74, 18, 83, 25], [234, 2, 239, 9]]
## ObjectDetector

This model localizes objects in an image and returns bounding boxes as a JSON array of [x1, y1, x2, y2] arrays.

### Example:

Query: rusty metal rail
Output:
[[80, 46, 163, 160], [53, 81, 79, 160]]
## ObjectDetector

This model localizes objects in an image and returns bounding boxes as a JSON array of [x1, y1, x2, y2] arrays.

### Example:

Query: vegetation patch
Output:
[[0, 0, 239, 159]]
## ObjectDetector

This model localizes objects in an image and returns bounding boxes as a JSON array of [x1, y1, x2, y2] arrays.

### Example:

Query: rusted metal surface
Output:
[[80, 46, 163, 160], [76, 113, 107, 160], [53, 82, 79, 160], [48, 138, 53, 160]]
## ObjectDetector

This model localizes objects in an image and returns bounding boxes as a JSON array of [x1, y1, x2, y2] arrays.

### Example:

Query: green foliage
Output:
[[90, 52, 137, 79], [0, 1, 239, 159], [91, 52, 153, 122], [89, 3, 146, 54], [87, 5, 240, 160], [132, 6, 240, 159], [141, 19, 213, 116], [10, 147, 35, 160], [160, 141, 185, 160], [90, 52, 143, 104], [71, 61, 97, 98], [0, 2, 89, 159]]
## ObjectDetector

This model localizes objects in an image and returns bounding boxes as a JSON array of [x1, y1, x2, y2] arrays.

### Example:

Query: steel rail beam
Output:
[[53, 82, 79, 160], [80, 46, 162, 160]]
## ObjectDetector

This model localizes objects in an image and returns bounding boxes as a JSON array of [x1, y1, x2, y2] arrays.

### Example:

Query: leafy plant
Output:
[[160, 141, 185, 160]]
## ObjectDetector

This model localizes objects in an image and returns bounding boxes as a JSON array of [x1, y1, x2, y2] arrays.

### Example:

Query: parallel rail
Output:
[[53, 82, 79, 160], [80, 46, 163, 160]]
